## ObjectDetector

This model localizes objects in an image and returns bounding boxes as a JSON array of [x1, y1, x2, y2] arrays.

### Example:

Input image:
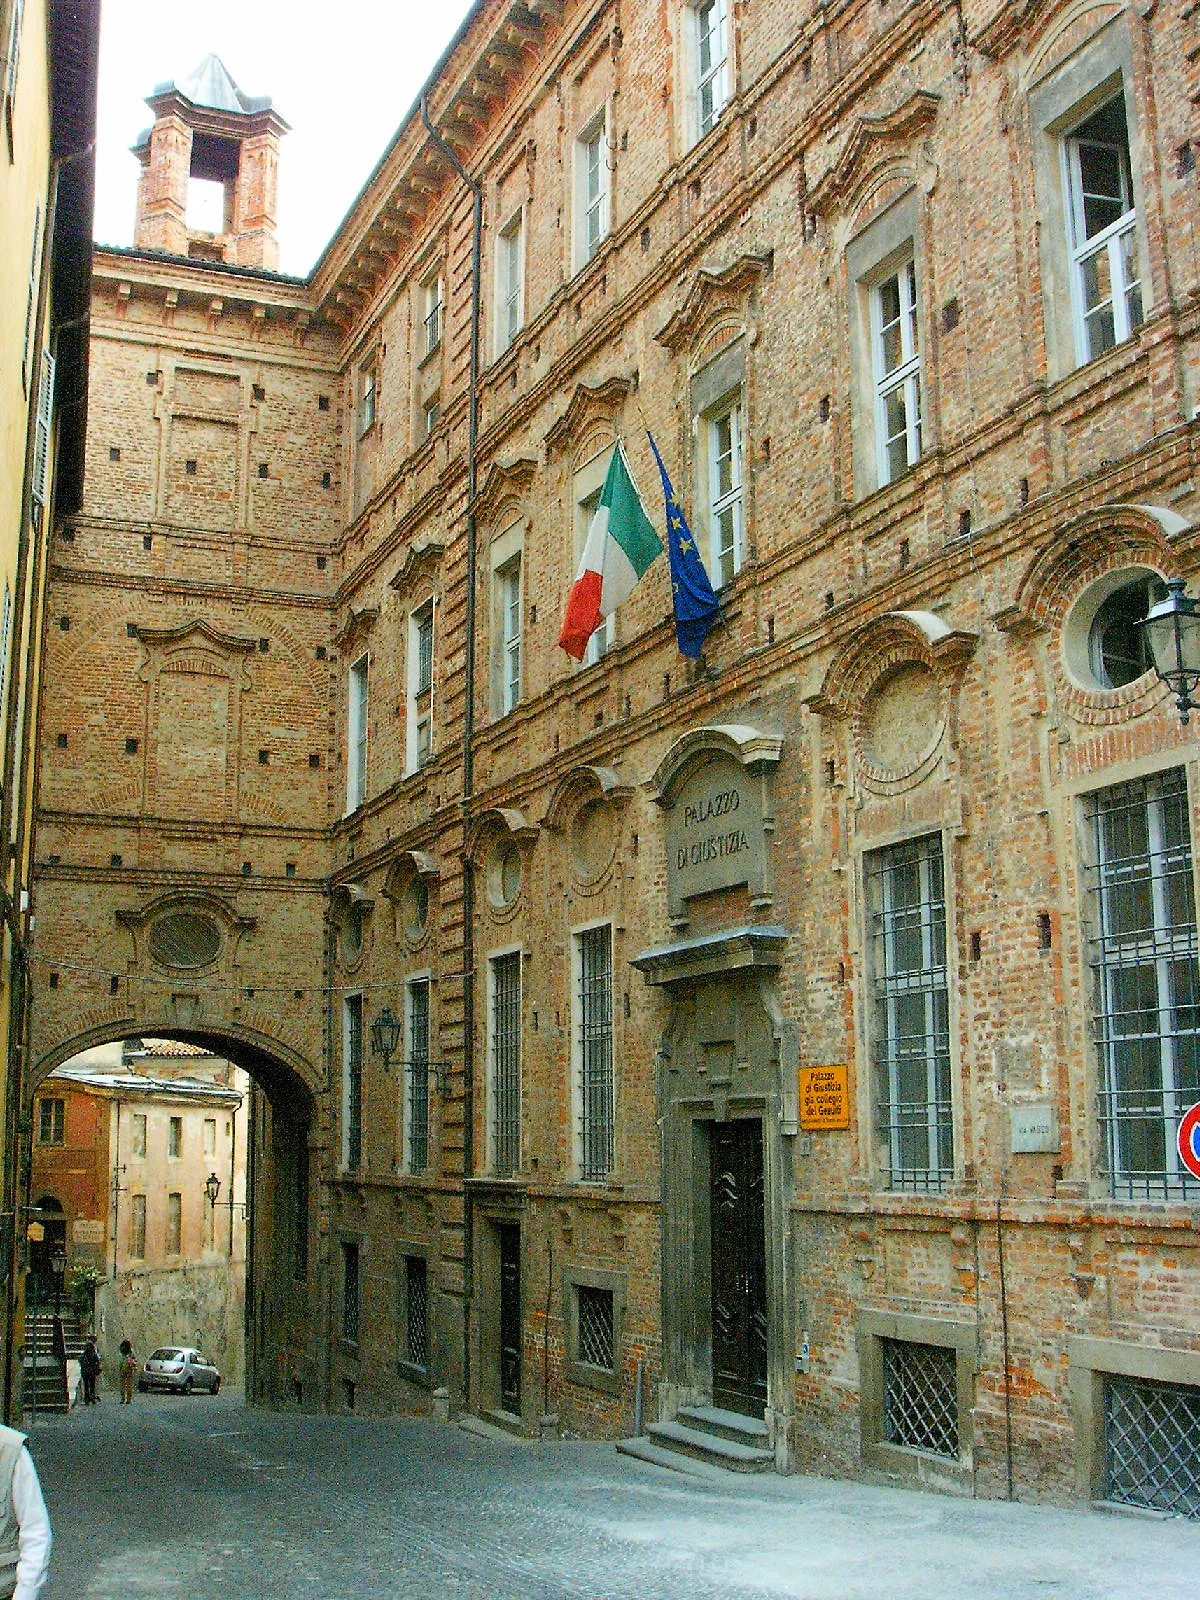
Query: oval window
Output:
[[402, 877, 430, 942], [149, 911, 220, 970], [1088, 576, 1162, 688], [341, 909, 363, 964], [488, 842, 522, 909]]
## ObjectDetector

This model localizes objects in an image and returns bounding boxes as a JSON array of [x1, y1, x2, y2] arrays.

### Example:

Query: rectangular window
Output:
[[423, 397, 441, 439], [423, 276, 444, 359], [1105, 1375, 1200, 1517], [357, 362, 376, 439], [31, 351, 55, 507], [342, 1242, 360, 1344], [497, 211, 524, 356], [694, 0, 729, 139], [575, 924, 614, 1181], [490, 951, 521, 1177], [168, 1116, 182, 1159], [167, 1192, 182, 1256], [871, 257, 922, 486], [408, 601, 434, 773], [131, 1194, 146, 1260], [883, 1338, 959, 1460], [1065, 94, 1143, 365], [20, 201, 37, 394], [405, 1255, 429, 1371], [576, 113, 609, 270], [706, 400, 744, 588], [1087, 770, 1200, 1199], [346, 654, 368, 811], [344, 995, 363, 1172], [406, 978, 430, 1174], [203, 1117, 216, 1157], [576, 1285, 615, 1371], [867, 834, 953, 1192], [499, 557, 522, 715], [131, 1113, 147, 1158], [36, 1098, 63, 1146]]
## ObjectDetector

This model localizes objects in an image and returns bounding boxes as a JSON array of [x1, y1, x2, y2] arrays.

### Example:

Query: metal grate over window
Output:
[[868, 835, 953, 1192], [882, 1338, 959, 1460], [1086, 770, 1200, 1200], [407, 980, 430, 1174], [578, 925, 614, 1181], [345, 997, 363, 1172], [492, 952, 521, 1176], [1106, 1375, 1200, 1517], [405, 1256, 429, 1372], [577, 1285, 614, 1371]]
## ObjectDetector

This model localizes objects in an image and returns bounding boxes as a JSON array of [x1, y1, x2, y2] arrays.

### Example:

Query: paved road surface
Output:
[[24, 1390, 1200, 1599]]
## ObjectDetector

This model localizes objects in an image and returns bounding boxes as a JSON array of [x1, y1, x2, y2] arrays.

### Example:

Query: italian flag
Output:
[[558, 443, 662, 661]]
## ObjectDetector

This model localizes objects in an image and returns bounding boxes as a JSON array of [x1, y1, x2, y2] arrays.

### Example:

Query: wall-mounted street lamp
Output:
[[1140, 578, 1200, 726], [203, 1173, 246, 1215], [369, 1005, 451, 1097], [51, 1247, 67, 1315]]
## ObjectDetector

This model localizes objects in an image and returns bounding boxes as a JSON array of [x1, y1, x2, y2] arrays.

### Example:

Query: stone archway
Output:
[[20, 1020, 324, 1418]]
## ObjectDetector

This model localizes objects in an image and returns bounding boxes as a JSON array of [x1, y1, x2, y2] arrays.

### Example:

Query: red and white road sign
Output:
[[1177, 1103, 1200, 1181]]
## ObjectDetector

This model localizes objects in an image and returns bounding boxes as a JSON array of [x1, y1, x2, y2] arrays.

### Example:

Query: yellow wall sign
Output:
[[799, 1066, 850, 1130]]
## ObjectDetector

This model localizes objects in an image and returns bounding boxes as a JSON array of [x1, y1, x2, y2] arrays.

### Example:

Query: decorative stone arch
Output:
[[473, 459, 537, 531], [116, 889, 257, 972], [994, 502, 1189, 725], [655, 252, 774, 367], [973, 0, 1127, 78], [650, 725, 783, 926], [29, 1016, 322, 1107], [544, 376, 632, 462], [808, 611, 979, 796], [388, 534, 446, 600], [543, 765, 633, 898], [383, 847, 440, 950], [467, 807, 537, 924]]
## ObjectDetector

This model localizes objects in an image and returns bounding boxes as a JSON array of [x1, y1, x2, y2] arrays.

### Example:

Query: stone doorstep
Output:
[[642, 1418, 774, 1472], [460, 1410, 534, 1445], [614, 1435, 738, 1482], [676, 1404, 770, 1448]]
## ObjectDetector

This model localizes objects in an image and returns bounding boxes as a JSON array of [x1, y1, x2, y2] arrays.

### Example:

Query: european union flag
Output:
[[647, 433, 720, 660]]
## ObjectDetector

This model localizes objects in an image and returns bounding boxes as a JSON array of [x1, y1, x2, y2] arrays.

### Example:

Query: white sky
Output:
[[93, 0, 478, 278]]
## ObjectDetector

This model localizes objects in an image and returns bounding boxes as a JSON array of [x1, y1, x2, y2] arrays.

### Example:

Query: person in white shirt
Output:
[[0, 1426, 51, 1600]]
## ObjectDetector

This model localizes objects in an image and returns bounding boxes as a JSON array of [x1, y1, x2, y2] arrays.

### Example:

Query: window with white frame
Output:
[[1086, 770, 1200, 1199], [422, 275, 444, 360], [867, 833, 953, 1192], [705, 398, 745, 587], [489, 950, 521, 1177], [871, 256, 922, 487], [346, 654, 368, 812], [343, 995, 363, 1172], [357, 360, 377, 439], [1064, 93, 1143, 365], [405, 977, 430, 1174], [499, 556, 522, 715], [407, 599, 434, 774], [31, 350, 54, 509], [692, 0, 729, 140], [20, 203, 38, 395], [575, 111, 609, 270], [574, 924, 614, 1181], [423, 396, 441, 439], [4, 0, 26, 147], [496, 211, 524, 357]]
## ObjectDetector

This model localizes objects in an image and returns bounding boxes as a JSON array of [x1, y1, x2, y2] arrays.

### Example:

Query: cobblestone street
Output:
[[22, 1391, 1200, 1599]]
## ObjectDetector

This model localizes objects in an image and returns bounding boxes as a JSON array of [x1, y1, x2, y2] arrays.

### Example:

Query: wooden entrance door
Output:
[[498, 1223, 521, 1415], [709, 1120, 768, 1416]]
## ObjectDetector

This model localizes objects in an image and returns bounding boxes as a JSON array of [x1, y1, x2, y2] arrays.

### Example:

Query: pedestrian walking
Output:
[[79, 1336, 100, 1405], [0, 1422, 51, 1600], [118, 1342, 136, 1405]]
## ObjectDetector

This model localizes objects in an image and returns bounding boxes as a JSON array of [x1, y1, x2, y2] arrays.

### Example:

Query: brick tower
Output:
[[132, 55, 288, 270]]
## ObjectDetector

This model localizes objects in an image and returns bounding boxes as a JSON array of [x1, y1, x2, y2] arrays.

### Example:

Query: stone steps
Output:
[[617, 1404, 774, 1475]]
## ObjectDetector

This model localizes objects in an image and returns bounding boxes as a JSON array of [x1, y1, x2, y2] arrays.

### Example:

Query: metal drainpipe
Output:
[[419, 94, 481, 1417]]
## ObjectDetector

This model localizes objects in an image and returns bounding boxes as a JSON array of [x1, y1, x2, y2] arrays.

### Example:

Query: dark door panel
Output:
[[710, 1119, 767, 1416], [499, 1223, 521, 1415]]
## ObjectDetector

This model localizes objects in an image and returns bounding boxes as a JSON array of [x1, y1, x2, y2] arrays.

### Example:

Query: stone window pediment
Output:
[[389, 536, 445, 598], [473, 458, 537, 531], [332, 606, 379, 655], [808, 90, 941, 221], [654, 252, 772, 362], [544, 376, 632, 460]]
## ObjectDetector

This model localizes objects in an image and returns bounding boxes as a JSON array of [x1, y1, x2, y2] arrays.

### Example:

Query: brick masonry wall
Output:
[[28, 0, 1200, 1501]]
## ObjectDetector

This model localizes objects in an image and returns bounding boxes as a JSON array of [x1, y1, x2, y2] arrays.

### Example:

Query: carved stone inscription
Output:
[[666, 754, 763, 906]]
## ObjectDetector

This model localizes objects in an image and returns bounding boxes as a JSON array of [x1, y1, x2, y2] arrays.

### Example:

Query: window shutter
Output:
[[31, 349, 54, 507], [5, 0, 25, 109]]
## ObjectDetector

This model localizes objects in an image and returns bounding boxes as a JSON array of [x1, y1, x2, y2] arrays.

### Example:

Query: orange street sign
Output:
[[799, 1066, 850, 1130]]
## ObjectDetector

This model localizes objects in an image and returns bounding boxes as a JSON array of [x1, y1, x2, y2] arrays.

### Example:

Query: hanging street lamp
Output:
[[1140, 578, 1200, 726]]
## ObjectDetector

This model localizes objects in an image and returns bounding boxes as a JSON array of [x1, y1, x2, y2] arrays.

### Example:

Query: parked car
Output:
[[137, 1347, 221, 1395]]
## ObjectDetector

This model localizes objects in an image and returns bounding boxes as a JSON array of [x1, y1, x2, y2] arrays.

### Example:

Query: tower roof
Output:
[[151, 53, 275, 117]]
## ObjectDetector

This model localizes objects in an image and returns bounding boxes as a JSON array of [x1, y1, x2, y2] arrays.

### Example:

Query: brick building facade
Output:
[[26, 0, 1200, 1510]]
